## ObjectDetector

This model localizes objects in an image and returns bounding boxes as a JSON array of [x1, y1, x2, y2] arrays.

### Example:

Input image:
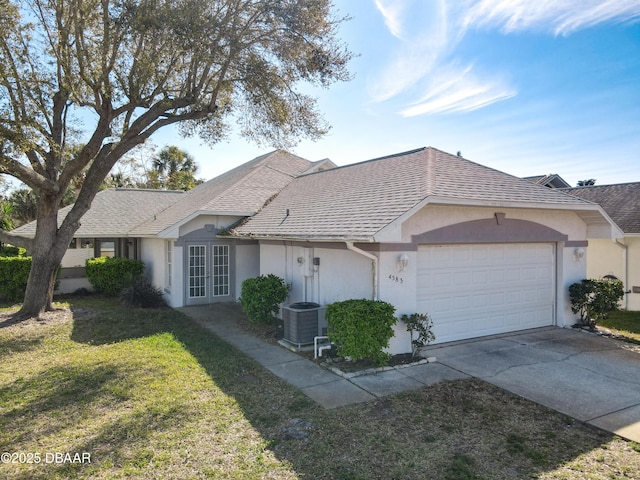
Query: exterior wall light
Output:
[[397, 253, 409, 272], [573, 248, 585, 262]]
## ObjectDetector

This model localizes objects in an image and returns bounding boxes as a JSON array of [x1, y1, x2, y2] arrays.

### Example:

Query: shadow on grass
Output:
[[5, 297, 628, 479]]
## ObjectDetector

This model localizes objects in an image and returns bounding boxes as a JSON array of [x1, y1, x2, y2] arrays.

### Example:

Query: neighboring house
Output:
[[562, 182, 640, 311], [228, 147, 619, 352], [13, 147, 621, 353], [524, 174, 571, 189]]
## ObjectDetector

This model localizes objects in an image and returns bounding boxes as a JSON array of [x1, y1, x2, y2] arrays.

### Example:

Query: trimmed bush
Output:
[[86, 257, 144, 296], [120, 278, 167, 308], [0, 245, 26, 257], [0, 256, 31, 302], [326, 299, 397, 366], [569, 278, 625, 329], [239, 274, 289, 324]]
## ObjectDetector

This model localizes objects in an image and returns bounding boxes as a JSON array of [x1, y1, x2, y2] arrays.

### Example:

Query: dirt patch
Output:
[[0, 305, 71, 329], [324, 352, 426, 374]]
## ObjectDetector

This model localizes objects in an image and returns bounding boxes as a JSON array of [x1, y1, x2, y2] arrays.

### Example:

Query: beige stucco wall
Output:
[[400, 205, 588, 242], [587, 236, 640, 311]]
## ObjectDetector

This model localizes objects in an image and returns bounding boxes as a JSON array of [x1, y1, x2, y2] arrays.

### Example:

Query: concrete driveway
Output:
[[430, 327, 640, 442]]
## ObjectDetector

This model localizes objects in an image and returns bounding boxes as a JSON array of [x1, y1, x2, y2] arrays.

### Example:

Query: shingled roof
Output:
[[129, 150, 314, 236], [13, 150, 315, 239], [563, 182, 640, 234], [230, 147, 596, 241], [11, 189, 185, 238]]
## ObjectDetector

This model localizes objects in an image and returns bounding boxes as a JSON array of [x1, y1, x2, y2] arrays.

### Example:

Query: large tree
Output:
[[0, 0, 351, 318]]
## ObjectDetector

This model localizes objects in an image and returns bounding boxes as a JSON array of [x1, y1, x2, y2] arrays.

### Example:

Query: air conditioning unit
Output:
[[282, 302, 325, 348]]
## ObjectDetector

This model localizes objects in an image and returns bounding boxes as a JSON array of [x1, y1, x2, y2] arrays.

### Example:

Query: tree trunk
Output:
[[16, 196, 74, 319]]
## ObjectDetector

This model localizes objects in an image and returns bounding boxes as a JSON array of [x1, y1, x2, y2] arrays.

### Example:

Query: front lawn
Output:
[[1, 296, 638, 479], [600, 310, 640, 343]]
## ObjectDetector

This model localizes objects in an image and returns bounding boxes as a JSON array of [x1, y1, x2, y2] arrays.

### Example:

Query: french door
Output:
[[186, 242, 233, 305]]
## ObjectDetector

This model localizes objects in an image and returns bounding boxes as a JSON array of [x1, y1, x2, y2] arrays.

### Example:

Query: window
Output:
[[166, 241, 173, 291], [212, 245, 230, 297], [188, 245, 207, 298]]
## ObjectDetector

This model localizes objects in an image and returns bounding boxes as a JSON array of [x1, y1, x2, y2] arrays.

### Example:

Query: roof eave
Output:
[[157, 210, 256, 238], [225, 233, 375, 243]]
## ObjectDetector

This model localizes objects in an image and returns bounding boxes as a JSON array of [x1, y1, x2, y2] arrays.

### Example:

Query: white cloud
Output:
[[369, 0, 640, 116], [463, 0, 640, 36], [373, 0, 407, 39], [400, 64, 517, 116]]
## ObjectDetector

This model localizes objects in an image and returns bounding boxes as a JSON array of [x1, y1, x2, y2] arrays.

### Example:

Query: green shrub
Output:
[[239, 274, 289, 323], [86, 257, 145, 296], [401, 312, 436, 359], [569, 278, 625, 329], [0, 256, 31, 302], [326, 299, 397, 366], [120, 278, 167, 309], [0, 245, 26, 257]]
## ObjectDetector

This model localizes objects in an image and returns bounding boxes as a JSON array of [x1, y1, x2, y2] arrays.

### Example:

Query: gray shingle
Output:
[[11, 189, 185, 238], [129, 150, 312, 235], [231, 147, 594, 240], [563, 183, 640, 234]]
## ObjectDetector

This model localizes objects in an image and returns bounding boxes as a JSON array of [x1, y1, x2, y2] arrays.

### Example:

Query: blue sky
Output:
[[156, 0, 640, 188]]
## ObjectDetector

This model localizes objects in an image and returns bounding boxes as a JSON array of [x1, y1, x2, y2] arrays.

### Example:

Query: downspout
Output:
[[614, 239, 629, 310], [346, 242, 379, 300]]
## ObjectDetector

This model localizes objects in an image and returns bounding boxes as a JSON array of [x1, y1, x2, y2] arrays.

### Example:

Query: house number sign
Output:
[[388, 274, 404, 284]]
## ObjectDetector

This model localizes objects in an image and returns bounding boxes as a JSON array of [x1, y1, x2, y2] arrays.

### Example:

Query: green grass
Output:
[[600, 310, 640, 343], [1, 296, 639, 479]]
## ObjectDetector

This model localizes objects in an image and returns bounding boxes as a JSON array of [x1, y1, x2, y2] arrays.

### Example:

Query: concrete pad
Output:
[[487, 361, 640, 422], [301, 379, 376, 409], [266, 359, 339, 389], [564, 349, 640, 383], [400, 362, 470, 385], [218, 333, 270, 351], [529, 334, 620, 356], [241, 344, 302, 366], [350, 369, 424, 397], [589, 404, 640, 443], [430, 338, 516, 360], [438, 344, 567, 379]]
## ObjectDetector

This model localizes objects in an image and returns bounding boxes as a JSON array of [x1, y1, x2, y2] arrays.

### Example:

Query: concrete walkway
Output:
[[178, 303, 467, 409], [179, 304, 640, 442]]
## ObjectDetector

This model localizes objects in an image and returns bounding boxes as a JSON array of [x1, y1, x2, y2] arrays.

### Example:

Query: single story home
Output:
[[13, 147, 622, 353], [562, 182, 640, 311]]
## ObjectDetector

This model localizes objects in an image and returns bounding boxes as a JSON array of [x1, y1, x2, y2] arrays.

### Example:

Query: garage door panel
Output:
[[418, 244, 555, 343]]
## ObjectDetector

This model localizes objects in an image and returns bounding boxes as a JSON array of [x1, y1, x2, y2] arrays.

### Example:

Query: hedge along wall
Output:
[[86, 257, 145, 296], [0, 256, 32, 302]]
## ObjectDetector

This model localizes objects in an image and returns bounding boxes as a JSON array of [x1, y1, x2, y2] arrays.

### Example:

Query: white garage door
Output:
[[417, 243, 555, 344]]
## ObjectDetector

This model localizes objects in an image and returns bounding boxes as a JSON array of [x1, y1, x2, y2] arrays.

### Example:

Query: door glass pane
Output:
[[189, 245, 206, 298], [212, 245, 229, 297]]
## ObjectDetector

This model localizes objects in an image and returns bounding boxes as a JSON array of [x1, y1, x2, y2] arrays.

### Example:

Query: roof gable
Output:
[[129, 150, 314, 236], [524, 174, 571, 189], [562, 182, 640, 234], [231, 147, 594, 240]]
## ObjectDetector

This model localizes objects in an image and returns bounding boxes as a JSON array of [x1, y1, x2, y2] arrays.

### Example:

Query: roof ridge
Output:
[[297, 147, 429, 177], [562, 181, 640, 190], [187, 150, 286, 206]]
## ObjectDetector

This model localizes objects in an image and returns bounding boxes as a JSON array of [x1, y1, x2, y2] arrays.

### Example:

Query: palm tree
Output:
[[151, 146, 200, 190]]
